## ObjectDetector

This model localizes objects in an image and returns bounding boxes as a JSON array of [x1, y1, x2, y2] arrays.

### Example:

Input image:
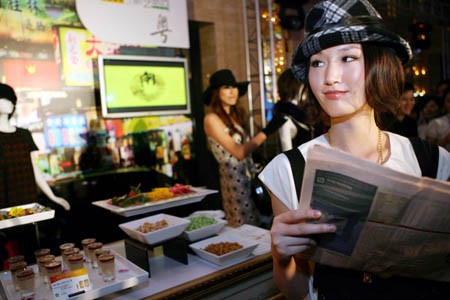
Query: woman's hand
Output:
[[204, 113, 267, 160], [270, 209, 336, 265]]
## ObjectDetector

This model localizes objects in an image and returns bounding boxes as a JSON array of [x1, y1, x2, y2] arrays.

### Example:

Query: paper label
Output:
[[50, 268, 92, 299]]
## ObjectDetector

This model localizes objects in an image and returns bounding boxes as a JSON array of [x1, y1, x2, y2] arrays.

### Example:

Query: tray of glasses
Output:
[[0, 249, 148, 300]]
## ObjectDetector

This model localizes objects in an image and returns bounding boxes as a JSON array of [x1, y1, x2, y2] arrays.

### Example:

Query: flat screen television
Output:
[[98, 55, 190, 118]]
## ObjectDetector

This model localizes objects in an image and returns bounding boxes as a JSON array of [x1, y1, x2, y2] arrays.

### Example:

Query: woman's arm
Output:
[[278, 120, 295, 152], [425, 118, 450, 146], [204, 113, 266, 160], [270, 191, 336, 300], [436, 132, 450, 147]]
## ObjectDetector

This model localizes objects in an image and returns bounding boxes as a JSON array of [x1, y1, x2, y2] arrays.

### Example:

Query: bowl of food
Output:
[[119, 213, 190, 245], [189, 234, 258, 265], [183, 216, 227, 242]]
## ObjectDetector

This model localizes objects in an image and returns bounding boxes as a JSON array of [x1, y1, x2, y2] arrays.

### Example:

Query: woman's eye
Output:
[[310, 60, 324, 67], [343, 56, 357, 62]]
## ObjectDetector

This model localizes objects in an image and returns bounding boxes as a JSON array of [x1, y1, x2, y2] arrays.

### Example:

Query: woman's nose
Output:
[[324, 62, 342, 85]]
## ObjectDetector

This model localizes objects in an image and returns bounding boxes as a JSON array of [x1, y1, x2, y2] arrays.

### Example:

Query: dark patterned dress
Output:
[[207, 126, 259, 226], [0, 128, 38, 208]]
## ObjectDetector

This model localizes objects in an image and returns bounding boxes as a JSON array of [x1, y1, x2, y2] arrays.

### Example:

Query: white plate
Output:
[[0, 203, 55, 229], [189, 234, 258, 265], [92, 187, 218, 217], [183, 217, 227, 242], [119, 214, 190, 245]]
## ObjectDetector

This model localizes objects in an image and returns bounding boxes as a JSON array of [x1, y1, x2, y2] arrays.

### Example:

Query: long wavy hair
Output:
[[209, 88, 247, 139]]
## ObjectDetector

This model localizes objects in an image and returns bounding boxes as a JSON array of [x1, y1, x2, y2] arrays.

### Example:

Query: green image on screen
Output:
[[104, 65, 187, 109]]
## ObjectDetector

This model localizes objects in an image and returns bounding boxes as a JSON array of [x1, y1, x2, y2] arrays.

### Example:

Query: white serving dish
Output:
[[119, 213, 190, 245], [189, 234, 258, 265], [92, 187, 218, 217], [183, 217, 227, 242], [0, 249, 148, 300], [0, 203, 55, 229]]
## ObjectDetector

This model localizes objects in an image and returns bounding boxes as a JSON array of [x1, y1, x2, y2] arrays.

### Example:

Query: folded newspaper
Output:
[[298, 145, 450, 282]]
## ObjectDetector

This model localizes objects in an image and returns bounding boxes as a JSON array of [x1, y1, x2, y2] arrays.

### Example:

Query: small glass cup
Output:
[[59, 243, 75, 256], [34, 248, 51, 262], [94, 249, 111, 274], [87, 242, 103, 268], [7, 255, 24, 266], [16, 268, 35, 298], [10, 261, 27, 292], [81, 238, 96, 263], [67, 254, 85, 271], [38, 255, 55, 283], [45, 261, 62, 283], [62, 247, 80, 268], [98, 254, 115, 282]]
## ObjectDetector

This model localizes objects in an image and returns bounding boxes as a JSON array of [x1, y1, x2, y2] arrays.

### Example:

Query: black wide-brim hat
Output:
[[203, 69, 249, 105], [292, 0, 413, 83]]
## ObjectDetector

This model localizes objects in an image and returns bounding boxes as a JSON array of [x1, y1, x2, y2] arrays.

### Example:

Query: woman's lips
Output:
[[324, 91, 347, 100]]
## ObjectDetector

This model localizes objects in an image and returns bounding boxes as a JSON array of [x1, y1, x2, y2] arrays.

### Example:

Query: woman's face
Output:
[[308, 43, 366, 118], [219, 85, 239, 107], [399, 90, 415, 116], [422, 99, 439, 120], [0, 98, 14, 115]]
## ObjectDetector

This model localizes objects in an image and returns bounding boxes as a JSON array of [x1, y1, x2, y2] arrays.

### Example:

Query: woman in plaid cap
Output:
[[258, 0, 450, 299]]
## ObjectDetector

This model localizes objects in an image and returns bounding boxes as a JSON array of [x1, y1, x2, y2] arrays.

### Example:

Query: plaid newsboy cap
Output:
[[292, 0, 412, 83]]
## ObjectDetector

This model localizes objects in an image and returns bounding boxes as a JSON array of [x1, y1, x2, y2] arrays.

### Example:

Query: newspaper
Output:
[[297, 145, 450, 282]]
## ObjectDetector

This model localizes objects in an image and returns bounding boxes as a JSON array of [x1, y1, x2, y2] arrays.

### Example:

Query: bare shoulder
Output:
[[204, 112, 221, 124], [204, 113, 225, 132]]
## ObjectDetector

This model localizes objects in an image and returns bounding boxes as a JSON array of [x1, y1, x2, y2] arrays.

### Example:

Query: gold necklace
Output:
[[326, 129, 384, 164]]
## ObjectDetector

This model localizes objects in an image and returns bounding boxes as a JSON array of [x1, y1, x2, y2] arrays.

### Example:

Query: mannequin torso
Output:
[[0, 98, 70, 210]]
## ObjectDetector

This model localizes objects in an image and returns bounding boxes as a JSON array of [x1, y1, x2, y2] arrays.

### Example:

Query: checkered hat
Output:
[[292, 0, 412, 82]]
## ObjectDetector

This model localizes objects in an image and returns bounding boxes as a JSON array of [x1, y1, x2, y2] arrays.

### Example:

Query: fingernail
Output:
[[328, 224, 336, 231], [313, 210, 321, 217]]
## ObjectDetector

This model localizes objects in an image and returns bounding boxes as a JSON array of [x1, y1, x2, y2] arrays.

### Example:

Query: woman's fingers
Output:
[[271, 235, 317, 248], [272, 221, 335, 237], [270, 209, 337, 259], [272, 209, 336, 236], [271, 235, 317, 257], [274, 208, 321, 224], [274, 244, 315, 258]]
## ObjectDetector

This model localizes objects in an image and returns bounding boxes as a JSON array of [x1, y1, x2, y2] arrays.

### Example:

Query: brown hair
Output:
[[301, 43, 405, 120], [278, 68, 301, 103], [362, 43, 404, 115], [209, 88, 246, 139]]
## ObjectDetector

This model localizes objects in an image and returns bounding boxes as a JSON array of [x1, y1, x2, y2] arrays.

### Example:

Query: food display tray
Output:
[[0, 203, 55, 230], [0, 249, 148, 300], [92, 188, 218, 217]]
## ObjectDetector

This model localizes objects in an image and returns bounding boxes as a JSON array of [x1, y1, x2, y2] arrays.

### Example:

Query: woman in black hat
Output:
[[257, 0, 450, 299], [203, 69, 287, 226]]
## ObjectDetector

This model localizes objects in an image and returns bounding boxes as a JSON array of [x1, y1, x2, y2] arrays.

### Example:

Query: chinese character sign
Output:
[[75, 0, 189, 48], [58, 26, 120, 86]]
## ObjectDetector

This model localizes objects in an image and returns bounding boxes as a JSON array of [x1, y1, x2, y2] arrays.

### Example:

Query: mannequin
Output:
[[0, 83, 70, 210]]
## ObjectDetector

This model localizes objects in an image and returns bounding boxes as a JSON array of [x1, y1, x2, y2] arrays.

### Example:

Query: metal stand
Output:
[[33, 222, 40, 248], [124, 236, 189, 278]]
